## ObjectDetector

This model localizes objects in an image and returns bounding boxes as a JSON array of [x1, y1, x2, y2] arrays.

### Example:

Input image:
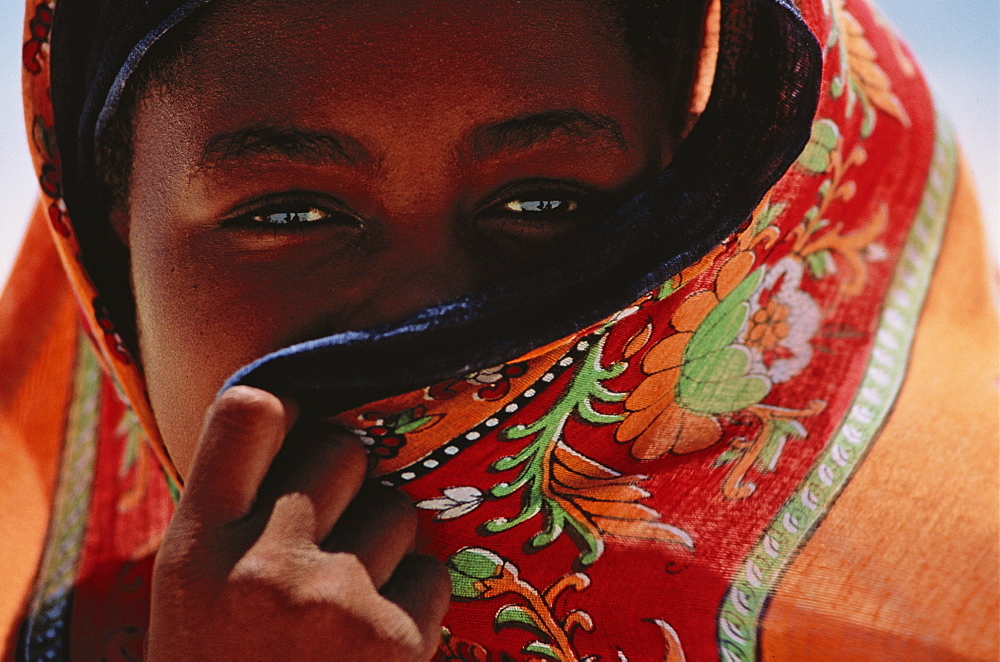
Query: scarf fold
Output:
[[12, 0, 992, 659]]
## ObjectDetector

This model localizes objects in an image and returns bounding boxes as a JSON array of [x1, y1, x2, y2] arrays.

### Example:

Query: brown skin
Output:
[[148, 387, 451, 660], [124, 0, 680, 658]]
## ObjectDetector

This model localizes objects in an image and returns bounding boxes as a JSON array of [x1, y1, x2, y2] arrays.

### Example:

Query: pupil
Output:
[[255, 209, 325, 224], [523, 200, 560, 212]]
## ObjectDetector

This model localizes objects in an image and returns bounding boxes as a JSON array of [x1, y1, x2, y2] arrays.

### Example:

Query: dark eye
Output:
[[476, 182, 607, 244], [249, 207, 329, 225], [501, 198, 579, 214], [220, 193, 363, 235]]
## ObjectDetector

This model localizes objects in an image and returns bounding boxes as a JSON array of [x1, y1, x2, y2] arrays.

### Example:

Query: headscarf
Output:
[[8, 0, 995, 659]]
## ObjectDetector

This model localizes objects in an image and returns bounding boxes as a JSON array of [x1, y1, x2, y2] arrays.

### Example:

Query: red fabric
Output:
[[11, 0, 984, 659]]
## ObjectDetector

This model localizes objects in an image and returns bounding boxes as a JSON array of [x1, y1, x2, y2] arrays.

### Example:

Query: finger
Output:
[[322, 483, 419, 588], [380, 554, 452, 658], [182, 386, 298, 525], [256, 419, 368, 543]]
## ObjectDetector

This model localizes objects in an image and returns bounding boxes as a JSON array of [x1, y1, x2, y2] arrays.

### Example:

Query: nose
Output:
[[346, 206, 481, 328]]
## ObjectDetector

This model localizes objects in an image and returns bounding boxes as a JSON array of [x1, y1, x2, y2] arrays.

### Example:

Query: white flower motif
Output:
[[416, 486, 484, 520], [349, 427, 377, 447], [464, 365, 505, 385], [742, 257, 822, 384]]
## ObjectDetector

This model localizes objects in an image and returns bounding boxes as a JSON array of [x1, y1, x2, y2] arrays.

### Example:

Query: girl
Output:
[[4, 0, 996, 659]]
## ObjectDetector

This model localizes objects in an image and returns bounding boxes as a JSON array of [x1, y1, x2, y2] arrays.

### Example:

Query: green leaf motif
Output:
[[448, 547, 504, 599], [830, 75, 845, 98], [484, 335, 626, 566], [495, 605, 544, 635], [796, 119, 841, 174], [31, 117, 58, 159], [859, 100, 876, 138], [117, 408, 144, 477], [679, 365, 770, 417], [683, 344, 752, 386], [678, 268, 771, 415], [657, 280, 677, 300], [712, 447, 743, 468], [685, 269, 762, 358], [755, 419, 808, 473], [395, 415, 434, 435], [806, 250, 834, 279], [522, 641, 561, 660], [754, 201, 788, 234]]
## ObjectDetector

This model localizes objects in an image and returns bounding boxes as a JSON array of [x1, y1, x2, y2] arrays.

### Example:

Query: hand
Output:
[[146, 386, 451, 661]]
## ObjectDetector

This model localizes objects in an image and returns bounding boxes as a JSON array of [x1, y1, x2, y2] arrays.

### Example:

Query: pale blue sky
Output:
[[1, 1, 997, 285]]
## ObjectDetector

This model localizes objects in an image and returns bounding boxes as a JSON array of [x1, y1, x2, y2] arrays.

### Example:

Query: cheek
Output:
[[129, 217, 399, 476], [130, 226, 315, 476]]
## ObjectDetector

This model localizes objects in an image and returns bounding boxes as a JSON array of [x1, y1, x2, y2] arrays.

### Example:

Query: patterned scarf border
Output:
[[16, 332, 100, 660], [716, 114, 958, 661]]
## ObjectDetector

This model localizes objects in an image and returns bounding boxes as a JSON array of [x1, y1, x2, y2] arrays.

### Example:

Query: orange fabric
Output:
[[19, 0, 174, 488], [8, 0, 999, 658], [0, 203, 79, 650], [760, 161, 1000, 660]]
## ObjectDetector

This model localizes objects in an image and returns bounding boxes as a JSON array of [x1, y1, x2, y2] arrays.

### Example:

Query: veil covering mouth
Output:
[[4, 0, 997, 659]]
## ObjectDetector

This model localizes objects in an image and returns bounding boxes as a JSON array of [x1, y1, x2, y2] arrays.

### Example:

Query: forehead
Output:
[[146, 0, 637, 129]]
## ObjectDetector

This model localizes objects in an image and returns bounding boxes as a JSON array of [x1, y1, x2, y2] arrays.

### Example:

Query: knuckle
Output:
[[224, 548, 429, 658], [270, 490, 315, 521], [230, 544, 282, 587], [228, 561, 286, 607], [325, 438, 369, 489], [326, 551, 372, 583], [229, 547, 311, 611]]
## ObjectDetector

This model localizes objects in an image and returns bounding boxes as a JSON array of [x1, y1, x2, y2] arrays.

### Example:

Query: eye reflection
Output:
[[503, 199, 578, 214], [251, 208, 328, 225]]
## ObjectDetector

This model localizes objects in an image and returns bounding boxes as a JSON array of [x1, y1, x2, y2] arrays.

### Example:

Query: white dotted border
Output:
[[378, 336, 597, 488]]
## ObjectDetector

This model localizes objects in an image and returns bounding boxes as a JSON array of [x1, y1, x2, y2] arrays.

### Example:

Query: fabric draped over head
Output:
[[18, 0, 988, 659], [47, 0, 820, 425]]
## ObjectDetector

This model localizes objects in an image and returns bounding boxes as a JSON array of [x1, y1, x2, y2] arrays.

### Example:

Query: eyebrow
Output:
[[194, 109, 629, 174], [463, 109, 629, 160], [196, 125, 374, 173]]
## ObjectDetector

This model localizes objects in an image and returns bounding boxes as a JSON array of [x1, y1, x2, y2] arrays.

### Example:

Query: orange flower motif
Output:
[[745, 299, 791, 351], [616, 248, 757, 459], [616, 196, 781, 461]]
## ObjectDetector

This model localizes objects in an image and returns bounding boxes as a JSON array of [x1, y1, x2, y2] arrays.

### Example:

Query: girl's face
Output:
[[125, 0, 677, 475]]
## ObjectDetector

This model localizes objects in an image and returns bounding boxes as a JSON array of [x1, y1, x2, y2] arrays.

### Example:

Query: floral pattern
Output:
[[417, 335, 692, 567], [448, 547, 687, 662], [16, 0, 955, 660], [741, 257, 821, 383], [21, 1, 52, 75], [428, 363, 530, 402], [824, 0, 910, 137], [350, 405, 443, 461], [418, 486, 486, 521], [613, 100, 891, 504], [448, 548, 596, 661], [614, 200, 781, 463]]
